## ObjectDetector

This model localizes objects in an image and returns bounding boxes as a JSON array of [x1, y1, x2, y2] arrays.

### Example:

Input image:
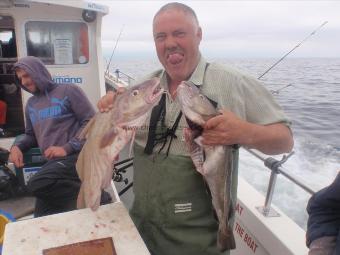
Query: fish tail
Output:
[[217, 225, 236, 251]]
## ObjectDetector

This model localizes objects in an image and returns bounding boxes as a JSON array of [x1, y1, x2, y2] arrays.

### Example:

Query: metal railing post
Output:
[[243, 148, 315, 217], [262, 170, 279, 216]]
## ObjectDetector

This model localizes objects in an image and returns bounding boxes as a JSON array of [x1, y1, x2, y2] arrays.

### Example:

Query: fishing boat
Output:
[[0, 1, 310, 254]]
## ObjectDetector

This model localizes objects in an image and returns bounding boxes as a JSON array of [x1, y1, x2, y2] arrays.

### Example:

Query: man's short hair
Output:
[[153, 2, 199, 25]]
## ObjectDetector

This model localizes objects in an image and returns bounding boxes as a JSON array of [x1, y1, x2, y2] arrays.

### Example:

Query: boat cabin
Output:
[[0, 0, 108, 139]]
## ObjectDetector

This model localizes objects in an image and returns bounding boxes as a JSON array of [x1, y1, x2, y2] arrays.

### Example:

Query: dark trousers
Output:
[[27, 154, 81, 217]]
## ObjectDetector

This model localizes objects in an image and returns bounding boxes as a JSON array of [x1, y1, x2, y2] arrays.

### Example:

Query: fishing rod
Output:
[[270, 83, 293, 95], [105, 25, 125, 75], [258, 21, 328, 80]]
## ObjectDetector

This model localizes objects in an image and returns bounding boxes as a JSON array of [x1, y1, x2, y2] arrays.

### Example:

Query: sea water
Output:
[[108, 57, 340, 229]]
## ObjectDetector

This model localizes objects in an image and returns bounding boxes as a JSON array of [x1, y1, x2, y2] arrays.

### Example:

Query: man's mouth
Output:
[[167, 52, 184, 65]]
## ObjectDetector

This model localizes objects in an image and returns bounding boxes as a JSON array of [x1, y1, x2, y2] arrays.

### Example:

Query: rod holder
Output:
[[257, 170, 280, 217]]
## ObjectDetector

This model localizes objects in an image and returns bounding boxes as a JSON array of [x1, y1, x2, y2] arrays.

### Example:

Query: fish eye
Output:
[[132, 90, 139, 96]]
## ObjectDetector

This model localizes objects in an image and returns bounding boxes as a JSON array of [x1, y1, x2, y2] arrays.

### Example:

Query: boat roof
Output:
[[10, 0, 109, 14]]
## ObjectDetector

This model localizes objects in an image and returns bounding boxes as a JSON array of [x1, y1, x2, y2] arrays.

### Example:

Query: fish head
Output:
[[116, 78, 164, 125], [176, 81, 217, 127]]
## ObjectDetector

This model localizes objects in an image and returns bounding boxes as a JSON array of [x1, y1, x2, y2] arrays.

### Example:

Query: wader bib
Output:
[[130, 144, 231, 255]]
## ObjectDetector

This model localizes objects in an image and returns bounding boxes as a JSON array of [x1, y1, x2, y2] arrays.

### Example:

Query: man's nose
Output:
[[21, 77, 29, 86], [164, 35, 177, 49]]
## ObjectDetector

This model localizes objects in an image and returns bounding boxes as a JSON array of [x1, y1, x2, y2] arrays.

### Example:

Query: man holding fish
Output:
[[97, 2, 293, 255]]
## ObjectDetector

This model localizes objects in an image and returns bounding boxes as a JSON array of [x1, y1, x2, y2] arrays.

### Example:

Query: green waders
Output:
[[130, 144, 231, 255]]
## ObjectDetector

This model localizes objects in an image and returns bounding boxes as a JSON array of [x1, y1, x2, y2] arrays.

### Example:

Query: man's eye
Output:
[[175, 31, 186, 37], [155, 34, 166, 41]]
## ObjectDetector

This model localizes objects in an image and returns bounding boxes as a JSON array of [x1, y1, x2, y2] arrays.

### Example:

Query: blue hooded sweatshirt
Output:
[[13, 56, 95, 155]]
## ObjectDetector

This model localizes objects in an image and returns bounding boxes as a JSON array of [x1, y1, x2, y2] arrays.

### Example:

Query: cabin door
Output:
[[0, 15, 25, 138]]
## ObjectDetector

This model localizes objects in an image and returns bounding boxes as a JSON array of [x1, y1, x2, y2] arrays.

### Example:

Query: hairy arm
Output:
[[202, 110, 293, 155]]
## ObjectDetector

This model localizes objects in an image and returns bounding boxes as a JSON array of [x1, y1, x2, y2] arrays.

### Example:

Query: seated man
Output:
[[306, 172, 340, 255], [9, 56, 96, 217]]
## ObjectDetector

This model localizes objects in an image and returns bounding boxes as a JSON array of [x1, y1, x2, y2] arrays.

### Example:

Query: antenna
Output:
[[105, 25, 125, 75]]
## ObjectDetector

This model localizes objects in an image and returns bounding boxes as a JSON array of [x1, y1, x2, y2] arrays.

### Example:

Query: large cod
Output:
[[76, 78, 163, 210], [176, 81, 236, 251]]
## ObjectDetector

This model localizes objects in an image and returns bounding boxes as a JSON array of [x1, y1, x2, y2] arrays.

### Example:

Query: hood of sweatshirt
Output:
[[13, 56, 57, 95]]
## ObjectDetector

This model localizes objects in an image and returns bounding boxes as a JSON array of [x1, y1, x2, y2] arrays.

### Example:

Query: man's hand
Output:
[[9, 145, 24, 168], [97, 87, 126, 112], [202, 110, 248, 146], [44, 146, 67, 159], [202, 109, 293, 155]]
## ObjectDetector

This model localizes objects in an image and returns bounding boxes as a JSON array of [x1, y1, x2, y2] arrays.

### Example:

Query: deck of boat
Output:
[[0, 196, 34, 219]]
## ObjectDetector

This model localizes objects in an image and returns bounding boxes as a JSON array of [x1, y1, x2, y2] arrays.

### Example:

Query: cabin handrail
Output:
[[243, 147, 316, 217]]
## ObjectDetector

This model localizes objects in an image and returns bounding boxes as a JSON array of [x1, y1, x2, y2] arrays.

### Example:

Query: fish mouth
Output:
[[186, 118, 204, 138], [145, 78, 164, 104], [177, 82, 215, 136]]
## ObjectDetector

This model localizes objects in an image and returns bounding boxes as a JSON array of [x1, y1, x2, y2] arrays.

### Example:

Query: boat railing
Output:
[[112, 68, 134, 86], [243, 148, 316, 217]]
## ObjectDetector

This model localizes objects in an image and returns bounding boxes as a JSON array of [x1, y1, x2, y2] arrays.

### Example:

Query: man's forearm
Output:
[[243, 123, 293, 155]]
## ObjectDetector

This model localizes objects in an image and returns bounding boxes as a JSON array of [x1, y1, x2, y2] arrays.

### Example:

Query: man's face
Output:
[[16, 68, 37, 93], [153, 9, 202, 83]]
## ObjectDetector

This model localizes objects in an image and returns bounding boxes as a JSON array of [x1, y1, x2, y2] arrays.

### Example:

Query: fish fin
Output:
[[218, 225, 236, 251], [100, 127, 118, 148], [194, 136, 204, 147], [77, 185, 86, 209], [184, 128, 204, 174], [128, 131, 136, 157], [90, 196, 101, 211], [78, 115, 96, 139]]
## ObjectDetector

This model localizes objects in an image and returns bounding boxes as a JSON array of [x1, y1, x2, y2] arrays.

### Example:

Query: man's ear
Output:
[[197, 26, 202, 41]]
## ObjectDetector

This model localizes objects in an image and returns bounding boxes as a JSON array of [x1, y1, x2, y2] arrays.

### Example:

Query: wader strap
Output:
[[144, 90, 183, 157], [159, 111, 182, 156], [144, 93, 166, 155]]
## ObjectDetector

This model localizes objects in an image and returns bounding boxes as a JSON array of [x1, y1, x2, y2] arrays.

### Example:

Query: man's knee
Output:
[[27, 170, 54, 195]]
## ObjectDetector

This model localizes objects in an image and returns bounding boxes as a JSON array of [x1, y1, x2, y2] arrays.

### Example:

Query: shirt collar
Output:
[[187, 55, 207, 87], [159, 55, 208, 90]]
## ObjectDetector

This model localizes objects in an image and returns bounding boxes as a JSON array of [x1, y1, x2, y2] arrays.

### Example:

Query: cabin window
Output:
[[25, 22, 89, 65], [0, 29, 17, 58]]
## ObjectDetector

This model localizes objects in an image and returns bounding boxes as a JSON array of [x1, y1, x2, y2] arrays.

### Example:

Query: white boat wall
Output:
[[231, 177, 308, 255], [0, 1, 309, 255]]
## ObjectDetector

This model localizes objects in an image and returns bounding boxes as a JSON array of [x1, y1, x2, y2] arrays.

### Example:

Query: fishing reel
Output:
[[112, 158, 134, 196]]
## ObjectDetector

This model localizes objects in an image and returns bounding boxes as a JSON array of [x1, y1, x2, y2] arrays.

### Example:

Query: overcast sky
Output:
[[94, 1, 340, 60]]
